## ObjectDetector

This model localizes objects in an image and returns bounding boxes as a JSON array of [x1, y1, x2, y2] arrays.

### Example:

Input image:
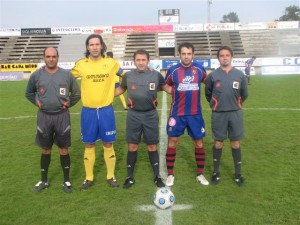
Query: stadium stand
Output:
[[0, 35, 61, 62], [0, 29, 299, 63]]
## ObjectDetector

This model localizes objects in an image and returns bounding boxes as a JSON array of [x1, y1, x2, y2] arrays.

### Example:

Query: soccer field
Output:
[[0, 75, 299, 225]]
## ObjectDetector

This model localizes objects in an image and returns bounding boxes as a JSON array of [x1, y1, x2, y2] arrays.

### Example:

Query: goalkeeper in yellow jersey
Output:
[[71, 34, 125, 190]]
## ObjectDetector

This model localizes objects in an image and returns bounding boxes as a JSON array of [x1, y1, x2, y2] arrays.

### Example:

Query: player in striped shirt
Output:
[[165, 42, 209, 187]]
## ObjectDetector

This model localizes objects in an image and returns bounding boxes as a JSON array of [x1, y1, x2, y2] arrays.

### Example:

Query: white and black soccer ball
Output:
[[153, 188, 175, 209]]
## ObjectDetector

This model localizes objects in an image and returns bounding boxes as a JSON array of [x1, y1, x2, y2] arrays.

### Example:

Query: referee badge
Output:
[[233, 81, 239, 89], [149, 82, 155, 90], [60, 87, 66, 95]]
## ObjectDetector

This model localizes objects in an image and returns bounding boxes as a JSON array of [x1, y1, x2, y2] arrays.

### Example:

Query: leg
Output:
[[123, 143, 138, 189], [33, 149, 51, 193], [103, 142, 119, 187], [166, 137, 178, 175], [147, 144, 165, 187], [165, 137, 178, 187], [59, 147, 72, 193], [231, 140, 241, 175]]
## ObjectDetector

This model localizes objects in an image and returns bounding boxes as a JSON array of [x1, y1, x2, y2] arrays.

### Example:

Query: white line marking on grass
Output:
[[159, 92, 168, 179], [1, 107, 299, 121], [137, 204, 193, 225]]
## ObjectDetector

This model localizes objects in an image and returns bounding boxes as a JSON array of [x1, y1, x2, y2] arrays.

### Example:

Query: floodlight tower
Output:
[[207, 0, 213, 23]]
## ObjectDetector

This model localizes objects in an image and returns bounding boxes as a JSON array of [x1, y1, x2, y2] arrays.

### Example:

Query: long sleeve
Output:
[[240, 75, 248, 102], [205, 74, 213, 103], [25, 73, 37, 106], [69, 74, 81, 107]]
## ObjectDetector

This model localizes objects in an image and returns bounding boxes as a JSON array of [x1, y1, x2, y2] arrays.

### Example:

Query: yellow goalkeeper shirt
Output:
[[71, 57, 123, 108]]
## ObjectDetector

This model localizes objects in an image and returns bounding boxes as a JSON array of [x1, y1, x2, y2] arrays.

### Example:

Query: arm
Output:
[[240, 75, 248, 102], [115, 86, 126, 97], [69, 75, 81, 107], [205, 73, 213, 102], [161, 84, 172, 94], [25, 73, 37, 106]]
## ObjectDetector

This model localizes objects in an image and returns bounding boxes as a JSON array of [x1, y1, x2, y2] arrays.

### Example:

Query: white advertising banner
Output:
[[173, 24, 204, 32], [204, 23, 234, 31], [0, 28, 21, 36], [234, 22, 267, 30], [277, 21, 299, 29], [51, 27, 82, 34], [158, 39, 175, 48]]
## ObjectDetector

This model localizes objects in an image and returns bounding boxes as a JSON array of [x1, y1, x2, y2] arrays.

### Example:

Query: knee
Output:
[[59, 148, 69, 155], [214, 141, 224, 149], [168, 138, 178, 149], [231, 140, 240, 149], [41, 149, 51, 154]]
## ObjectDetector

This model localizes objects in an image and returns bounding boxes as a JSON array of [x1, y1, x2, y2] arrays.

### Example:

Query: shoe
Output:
[[80, 180, 93, 191], [107, 178, 119, 188], [234, 174, 244, 187], [166, 175, 174, 187], [33, 181, 49, 193], [124, 108, 128, 110], [196, 174, 209, 186], [154, 176, 165, 188], [211, 172, 220, 185], [63, 181, 73, 193], [123, 177, 135, 189]]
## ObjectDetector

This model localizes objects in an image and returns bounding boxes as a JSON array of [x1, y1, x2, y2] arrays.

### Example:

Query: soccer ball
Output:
[[153, 188, 175, 209]]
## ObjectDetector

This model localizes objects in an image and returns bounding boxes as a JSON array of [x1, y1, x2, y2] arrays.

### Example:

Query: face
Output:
[[44, 48, 58, 70], [134, 53, 149, 72], [179, 47, 194, 67], [218, 49, 233, 68], [87, 37, 102, 58]]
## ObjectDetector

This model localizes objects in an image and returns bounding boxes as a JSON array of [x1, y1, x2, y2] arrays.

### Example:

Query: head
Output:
[[217, 46, 233, 68], [43, 47, 59, 70], [252, 56, 256, 60], [133, 49, 150, 72], [106, 51, 113, 58], [85, 34, 107, 59], [178, 42, 195, 67]]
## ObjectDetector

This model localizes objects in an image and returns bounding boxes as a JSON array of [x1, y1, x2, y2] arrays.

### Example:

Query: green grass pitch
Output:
[[0, 74, 299, 225]]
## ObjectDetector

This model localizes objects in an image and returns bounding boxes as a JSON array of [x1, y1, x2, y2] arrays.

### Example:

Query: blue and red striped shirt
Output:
[[165, 62, 207, 116]]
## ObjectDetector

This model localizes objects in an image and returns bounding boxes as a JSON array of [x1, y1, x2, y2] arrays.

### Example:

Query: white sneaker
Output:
[[196, 174, 209, 186], [166, 175, 175, 187]]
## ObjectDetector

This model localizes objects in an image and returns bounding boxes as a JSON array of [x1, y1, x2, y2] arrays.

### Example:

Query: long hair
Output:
[[84, 34, 107, 58]]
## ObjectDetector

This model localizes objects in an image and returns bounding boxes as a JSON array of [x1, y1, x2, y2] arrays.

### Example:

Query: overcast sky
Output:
[[0, 0, 299, 28]]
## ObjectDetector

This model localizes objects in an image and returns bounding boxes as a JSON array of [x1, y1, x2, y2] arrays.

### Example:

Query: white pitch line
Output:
[[0, 106, 300, 120], [137, 204, 193, 225], [1, 107, 299, 120], [159, 91, 168, 179]]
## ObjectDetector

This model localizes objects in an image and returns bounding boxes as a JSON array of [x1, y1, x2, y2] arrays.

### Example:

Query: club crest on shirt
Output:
[[60, 88, 66, 95], [149, 82, 155, 90], [233, 81, 239, 89], [168, 117, 176, 127]]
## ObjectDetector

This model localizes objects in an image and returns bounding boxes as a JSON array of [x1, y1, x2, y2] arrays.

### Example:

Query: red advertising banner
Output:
[[112, 25, 173, 33]]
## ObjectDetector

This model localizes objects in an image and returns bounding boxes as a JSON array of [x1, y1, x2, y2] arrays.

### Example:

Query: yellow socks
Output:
[[84, 147, 95, 181], [103, 145, 116, 180]]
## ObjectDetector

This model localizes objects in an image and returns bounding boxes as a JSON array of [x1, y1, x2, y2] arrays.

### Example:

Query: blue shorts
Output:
[[245, 68, 250, 76], [81, 106, 116, 144], [166, 115, 206, 139]]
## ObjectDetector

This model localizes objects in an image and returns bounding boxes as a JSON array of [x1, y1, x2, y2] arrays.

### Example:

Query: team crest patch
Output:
[[168, 117, 176, 127], [60, 88, 66, 95]]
